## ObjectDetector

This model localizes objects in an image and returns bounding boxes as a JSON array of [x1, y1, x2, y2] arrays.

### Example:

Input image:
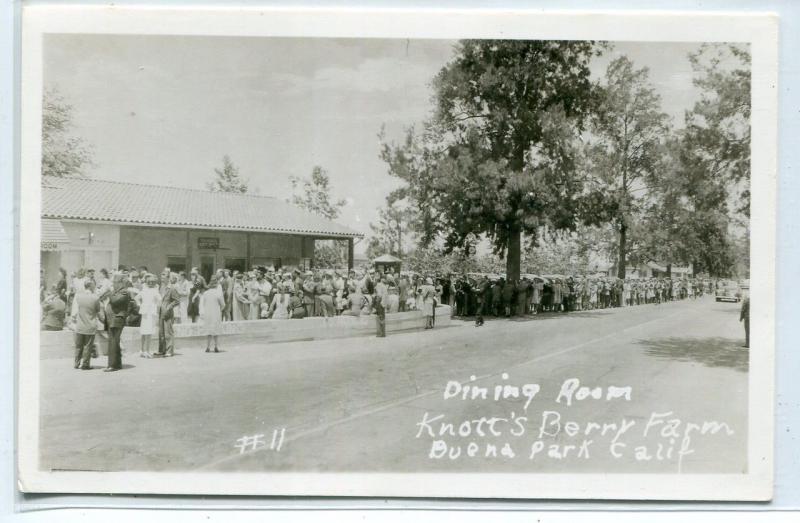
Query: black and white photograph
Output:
[[17, 7, 777, 500]]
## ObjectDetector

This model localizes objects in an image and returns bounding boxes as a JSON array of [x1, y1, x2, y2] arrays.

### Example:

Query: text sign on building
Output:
[[198, 237, 220, 250], [40, 241, 60, 251]]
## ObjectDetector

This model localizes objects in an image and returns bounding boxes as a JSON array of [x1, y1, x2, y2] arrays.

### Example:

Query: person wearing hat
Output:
[[289, 288, 306, 319]]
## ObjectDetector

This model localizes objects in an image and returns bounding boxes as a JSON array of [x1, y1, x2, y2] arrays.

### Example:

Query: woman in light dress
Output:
[[246, 273, 261, 321], [232, 273, 251, 321], [200, 275, 225, 353], [420, 277, 436, 329], [174, 271, 190, 323], [269, 283, 292, 320], [136, 274, 162, 358]]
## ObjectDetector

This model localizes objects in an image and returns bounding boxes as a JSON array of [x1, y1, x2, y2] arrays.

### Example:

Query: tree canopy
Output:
[[381, 40, 603, 282], [42, 88, 94, 178], [289, 166, 347, 221], [206, 155, 249, 193]]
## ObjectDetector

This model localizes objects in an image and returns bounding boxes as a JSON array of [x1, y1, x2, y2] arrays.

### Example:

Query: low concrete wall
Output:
[[39, 306, 452, 358]]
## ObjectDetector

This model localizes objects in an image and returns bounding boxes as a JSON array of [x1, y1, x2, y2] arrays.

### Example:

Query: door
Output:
[[200, 255, 215, 283]]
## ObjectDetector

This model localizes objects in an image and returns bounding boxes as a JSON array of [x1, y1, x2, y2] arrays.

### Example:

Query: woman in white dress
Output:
[[269, 283, 291, 320], [175, 271, 190, 323], [200, 275, 225, 353], [137, 274, 162, 358]]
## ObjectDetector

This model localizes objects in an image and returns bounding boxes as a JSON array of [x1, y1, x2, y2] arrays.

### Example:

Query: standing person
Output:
[[302, 272, 316, 318], [516, 278, 530, 316], [55, 267, 68, 303], [290, 289, 306, 319], [201, 275, 226, 353], [71, 280, 102, 370], [342, 285, 364, 317], [187, 268, 206, 323], [474, 276, 488, 327], [245, 272, 259, 320], [386, 277, 400, 314], [155, 274, 181, 357], [740, 294, 750, 348], [41, 285, 66, 331], [232, 273, 251, 321], [318, 274, 335, 318], [175, 271, 190, 323], [136, 275, 161, 358], [397, 276, 408, 313], [104, 274, 131, 372], [374, 295, 386, 337], [254, 272, 272, 319], [220, 269, 233, 321], [269, 283, 291, 320], [421, 277, 436, 329]]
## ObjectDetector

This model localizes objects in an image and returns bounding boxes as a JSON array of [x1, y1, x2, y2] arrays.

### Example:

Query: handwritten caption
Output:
[[415, 374, 734, 471], [234, 428, 286, 455]]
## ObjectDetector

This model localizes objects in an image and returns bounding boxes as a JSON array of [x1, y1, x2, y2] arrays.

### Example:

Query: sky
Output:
[[44, 36, 734, 253]]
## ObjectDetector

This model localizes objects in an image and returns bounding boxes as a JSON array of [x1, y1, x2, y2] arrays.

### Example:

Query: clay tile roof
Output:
[[41, 176, 362, 238]]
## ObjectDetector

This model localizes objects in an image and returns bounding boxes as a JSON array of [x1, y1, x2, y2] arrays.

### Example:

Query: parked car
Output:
[[715, 280, 742, 302]]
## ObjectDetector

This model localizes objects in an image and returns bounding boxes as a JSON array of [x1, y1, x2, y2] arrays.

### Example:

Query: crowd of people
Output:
[[447, 274, 713, 321], [39, 264, 445, 371], [39, 262, 731, 372]]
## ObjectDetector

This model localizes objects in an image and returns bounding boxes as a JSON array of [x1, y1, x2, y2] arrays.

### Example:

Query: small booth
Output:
[[373, 253, 402, 275]]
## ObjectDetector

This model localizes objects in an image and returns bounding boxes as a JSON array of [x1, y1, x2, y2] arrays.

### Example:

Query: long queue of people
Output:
[[447, 274, 712, 320], [39, 265, 446, 371]]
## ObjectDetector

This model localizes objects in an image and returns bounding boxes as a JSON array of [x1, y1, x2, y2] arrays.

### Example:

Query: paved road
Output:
[[39, 296, 748, 474]]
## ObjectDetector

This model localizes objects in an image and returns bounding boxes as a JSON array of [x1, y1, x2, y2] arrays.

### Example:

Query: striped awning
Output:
[[41, 219, 70, 251]]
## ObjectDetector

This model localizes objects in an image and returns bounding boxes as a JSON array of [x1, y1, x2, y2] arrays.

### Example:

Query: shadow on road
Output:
[[637, 336, 749, 373], [454, 311, 614, 323]]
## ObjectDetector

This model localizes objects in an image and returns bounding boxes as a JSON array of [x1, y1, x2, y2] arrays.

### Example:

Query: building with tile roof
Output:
[[41, 176, 362, 285]]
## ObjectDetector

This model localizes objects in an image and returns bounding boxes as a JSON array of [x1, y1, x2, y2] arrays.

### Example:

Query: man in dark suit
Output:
[[740, 295, 750, 348], [105, 274, 131, 372], [155, 274, 182, 357]]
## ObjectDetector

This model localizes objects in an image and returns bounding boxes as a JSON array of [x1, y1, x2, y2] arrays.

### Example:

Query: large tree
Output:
[[638, 44, 751, 278], [585, 56, 670, 278], [383, 41, 602, 282], [42, 88, 94, 178], [686, 43, 751, 219], [207, 155, 249, 193]]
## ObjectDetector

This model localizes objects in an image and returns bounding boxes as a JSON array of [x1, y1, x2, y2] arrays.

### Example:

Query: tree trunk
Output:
[[507, 224, 521, 282], [616, 224, 627, 279], [666, 263, 672, 278]]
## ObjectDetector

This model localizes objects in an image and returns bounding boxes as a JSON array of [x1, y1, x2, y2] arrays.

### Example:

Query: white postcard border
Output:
[[17, 5, 777, 500]]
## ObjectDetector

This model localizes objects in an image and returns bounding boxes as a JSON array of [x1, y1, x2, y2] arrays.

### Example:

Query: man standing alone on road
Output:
[[71, 280, 102, 370], [740, 294, 750, 348]]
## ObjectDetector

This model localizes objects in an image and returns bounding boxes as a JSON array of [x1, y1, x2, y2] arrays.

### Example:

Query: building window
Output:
[[251, 257, 276, 270], [166, 255, 187, 274]]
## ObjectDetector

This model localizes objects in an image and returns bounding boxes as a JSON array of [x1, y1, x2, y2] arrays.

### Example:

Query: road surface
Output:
[[39, 295, 748, 474]]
